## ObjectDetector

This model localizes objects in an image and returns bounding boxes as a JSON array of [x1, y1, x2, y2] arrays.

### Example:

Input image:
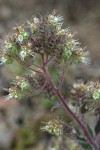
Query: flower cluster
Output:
[[63, 36, 90, 65], [41, 118, 76, 138], [72, 80, 87, 93], [72, 80, 100, 101], [7, 76, 32, 100], [87, 81, 100, 100], [0, 24, 35, 67], [7, 73, 55, 100], [70, 80, 100, 114], [0, 12, 90, 67]]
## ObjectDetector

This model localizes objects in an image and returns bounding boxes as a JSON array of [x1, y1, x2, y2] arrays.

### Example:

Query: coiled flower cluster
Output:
[[0, 11, 90, 66], [70, 80, 100, 114], [41, 118, 76, 138], [0, 12, 91, 101], [7, 73, 54, 100], [72, 80, 100, 101], [87, 81, 100, 100], [7, 76, 33, 100]]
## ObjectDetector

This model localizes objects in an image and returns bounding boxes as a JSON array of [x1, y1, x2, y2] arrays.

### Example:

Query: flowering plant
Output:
[[0, 11, 99, 150]]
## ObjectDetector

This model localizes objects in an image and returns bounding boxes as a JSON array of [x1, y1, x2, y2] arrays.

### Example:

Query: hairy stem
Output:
[[41, 54, 98, 150], [46, 74, 98, 150], [58, 65, 65, 90], [28, 67, 43, 74]]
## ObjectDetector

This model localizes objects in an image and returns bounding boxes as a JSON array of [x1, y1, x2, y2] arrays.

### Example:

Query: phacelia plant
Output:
[[0, 11, 100, 150]]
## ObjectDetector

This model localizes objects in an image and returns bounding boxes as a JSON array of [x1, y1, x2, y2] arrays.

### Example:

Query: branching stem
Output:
[[33, 53, 98, 150], [45, 71, 98, 150]]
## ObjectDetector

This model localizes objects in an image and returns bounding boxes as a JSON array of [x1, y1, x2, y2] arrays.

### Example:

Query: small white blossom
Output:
[[19, 50, 27, 60], [20, 81, 29, 90], [17, 34, 24, 43], [5, 42, 12, 49], [0, 57, 7, 65], [34, 18, 39, 24]]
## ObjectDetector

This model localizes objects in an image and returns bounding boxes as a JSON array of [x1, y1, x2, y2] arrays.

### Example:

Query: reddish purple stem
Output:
[[40, 55, 98, 150], [47, 75, 98, 150]]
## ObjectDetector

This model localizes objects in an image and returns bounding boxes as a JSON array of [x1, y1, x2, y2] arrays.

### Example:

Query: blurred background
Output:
[[0, 0, 100, 149]]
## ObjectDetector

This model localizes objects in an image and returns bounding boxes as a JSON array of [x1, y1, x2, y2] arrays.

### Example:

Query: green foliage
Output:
[[76, 135, 92, 150], [41, 98, 53, 108], [86, 124, 94, 139]]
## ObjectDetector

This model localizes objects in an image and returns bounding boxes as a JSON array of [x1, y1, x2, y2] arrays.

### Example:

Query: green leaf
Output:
[[95, 117, 100, 135], [9, 46, 18, 56], [76, 135, 92, 150], [41, 98, 53, 107], [86, 124, 94, 138]]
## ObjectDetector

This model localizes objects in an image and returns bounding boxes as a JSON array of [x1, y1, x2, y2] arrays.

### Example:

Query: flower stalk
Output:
[[41, 66, 98, 150]]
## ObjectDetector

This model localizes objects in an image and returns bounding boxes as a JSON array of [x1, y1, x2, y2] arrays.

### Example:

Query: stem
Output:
[[38, 78, 48, 92], [40, 54, 98, 149], [45, 56, 53, 65], [28, 67, 43, 74], [32, 63, 42, 69], [46, 74, 98, 150], [58, 65, 65, 90]]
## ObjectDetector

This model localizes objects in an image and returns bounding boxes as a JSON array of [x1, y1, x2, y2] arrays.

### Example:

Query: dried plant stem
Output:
[[46, 72, 98, 150]]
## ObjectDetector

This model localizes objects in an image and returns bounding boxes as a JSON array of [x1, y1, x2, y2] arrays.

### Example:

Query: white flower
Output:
[[0, 57, 7, 65], [5, 42, 12, 49], [34, 18, 39, 24], [19, 50, 27, 60], [20, 81, 29, 90], [93, 91, 100, 100], [81, 56, 91, 65], [17, 34, 24, 43]]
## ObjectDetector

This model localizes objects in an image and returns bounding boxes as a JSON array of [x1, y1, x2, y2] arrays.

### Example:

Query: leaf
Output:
[[76, 135, 92, 150], [86, 124, 94, 138], [41, 98, 53, 107], [95, 117, 100, 135]]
